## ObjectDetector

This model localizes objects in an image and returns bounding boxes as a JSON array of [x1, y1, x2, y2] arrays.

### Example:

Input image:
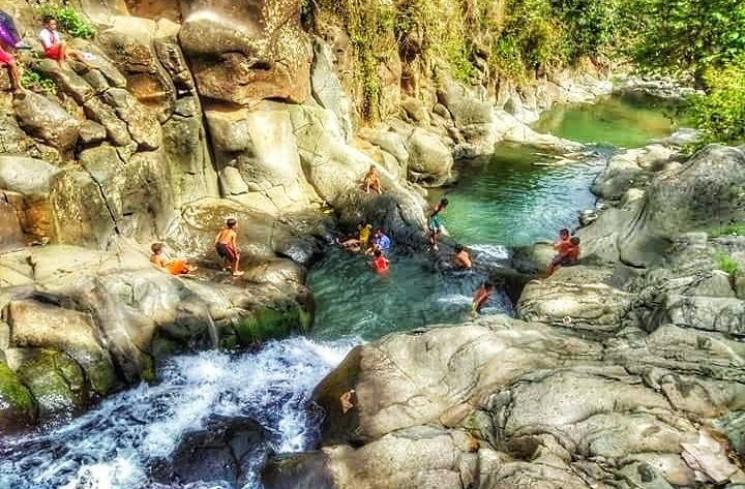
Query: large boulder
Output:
[[206, 102, 320, 215], [179, 0, 312, 105], [437, 80, 497, 152], [305, 316, 745, 489], [310, 38, 353, 142], [620, 145, 745, 267], [0, 156, 62, 196], [392, 125, 453, 186], [13, 92, 81, 152], [5, 300, 117, 396], [517, 266, 634, 332]]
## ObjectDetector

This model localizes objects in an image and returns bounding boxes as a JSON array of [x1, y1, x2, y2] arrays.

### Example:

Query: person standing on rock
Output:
[[428, 198, 448, 250], [215, 218, 244, 277], [0, 11, 22, 93]]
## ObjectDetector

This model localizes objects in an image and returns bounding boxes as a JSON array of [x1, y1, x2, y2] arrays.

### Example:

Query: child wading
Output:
[[428, 198, 448, 250], [215, 218, 244, 277], [372, 249, 390, 275]]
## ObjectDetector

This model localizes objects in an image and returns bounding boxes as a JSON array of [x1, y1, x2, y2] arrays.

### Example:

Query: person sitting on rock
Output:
[[150, 243, 197, 276], [428, 198, 448, 251], [453, 245, 472, 269], [372, 248, 390, 275], [39, 15, 89, 67], [362, 165, 382, 195], [471, 281, 494, 319], [215, 218, 244, 277], [553, 228, 572, 255], [368, 228, 392, 256], [338, 223, 372, 252], [547, 236, 580, 276]]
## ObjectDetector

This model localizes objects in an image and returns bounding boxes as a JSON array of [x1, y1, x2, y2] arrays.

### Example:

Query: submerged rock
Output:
[[150, 415, 268, 488]]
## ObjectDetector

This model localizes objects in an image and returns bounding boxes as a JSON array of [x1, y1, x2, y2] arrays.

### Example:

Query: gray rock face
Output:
[[13, 92, 81, 152], [0, 156, 61, 196], [310, 38, 354, 142], [304, 315, 745, 489], [620, 145, 745, 267]]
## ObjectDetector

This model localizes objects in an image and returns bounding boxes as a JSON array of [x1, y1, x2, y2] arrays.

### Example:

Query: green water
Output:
[[534, 93, 680, 148], [433, 144, 606, 248], [309, 94, 678, 341]]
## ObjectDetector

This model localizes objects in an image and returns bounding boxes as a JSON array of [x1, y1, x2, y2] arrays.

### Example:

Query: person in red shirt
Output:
[[553, 228, 572, 255], [547, 236, 581, 276], [372, 249, 389, 275]]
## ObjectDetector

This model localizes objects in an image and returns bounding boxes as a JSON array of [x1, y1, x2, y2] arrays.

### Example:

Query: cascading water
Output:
[[0, 337, 356, 489]]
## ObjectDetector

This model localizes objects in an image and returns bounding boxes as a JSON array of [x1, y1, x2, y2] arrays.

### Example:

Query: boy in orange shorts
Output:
[[150, 243, 197, 276]]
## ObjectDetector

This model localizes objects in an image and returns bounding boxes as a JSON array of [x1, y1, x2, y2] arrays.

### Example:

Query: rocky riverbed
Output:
[[263, 141, 745, 489]]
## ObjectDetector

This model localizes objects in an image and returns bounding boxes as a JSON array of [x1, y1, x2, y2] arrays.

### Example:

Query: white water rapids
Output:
[[0, 337, 357, 489]]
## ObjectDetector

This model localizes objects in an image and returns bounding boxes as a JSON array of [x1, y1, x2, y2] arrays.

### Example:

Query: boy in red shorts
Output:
[[0, 41, 20, 92], [39, 15, 88, 66]]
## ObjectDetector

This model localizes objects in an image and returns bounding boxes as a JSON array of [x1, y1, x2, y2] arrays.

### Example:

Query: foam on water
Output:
[[0, 337, 357, 489]]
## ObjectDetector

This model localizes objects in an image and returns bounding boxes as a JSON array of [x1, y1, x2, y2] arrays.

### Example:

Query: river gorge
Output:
[[0, 2, 743, 489]]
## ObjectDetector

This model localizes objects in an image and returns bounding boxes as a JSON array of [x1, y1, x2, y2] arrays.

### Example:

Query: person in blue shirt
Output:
[[368, 229, 392, 255]]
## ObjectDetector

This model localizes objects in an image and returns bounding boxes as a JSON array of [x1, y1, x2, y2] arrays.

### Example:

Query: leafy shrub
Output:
[[21, 68, 57, 95], [37, 3, 96, 40], [711, 222, 745, 238], [688, 54, 745, 145], [715, 252, 740, 277], [550, 0, 621, 60]]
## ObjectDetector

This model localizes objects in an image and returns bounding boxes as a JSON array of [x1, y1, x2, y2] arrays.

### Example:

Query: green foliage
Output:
[[622, 0, 745, 83], [715, 252, 740, 277], [550, 0, 620, 60], [21, 69, 57, 95], [688, 55, 745, 145], [37, 3, 96, 40], [711, 222, 745, 238]]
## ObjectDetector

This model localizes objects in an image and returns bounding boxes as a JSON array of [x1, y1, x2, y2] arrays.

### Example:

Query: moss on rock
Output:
[[16, 350, 87, 421], [235, 302, 311, 346], [0, 361, 36, 430]]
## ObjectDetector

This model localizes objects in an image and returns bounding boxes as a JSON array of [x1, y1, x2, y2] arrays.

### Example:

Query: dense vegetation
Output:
[[308, 0, 744, 144]]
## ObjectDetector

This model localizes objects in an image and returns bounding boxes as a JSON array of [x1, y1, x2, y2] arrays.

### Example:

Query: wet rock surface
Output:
[[151, 415, 269, 488]]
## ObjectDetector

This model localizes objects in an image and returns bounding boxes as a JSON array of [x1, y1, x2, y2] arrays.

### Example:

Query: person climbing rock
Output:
[[39, 15, 90, 66], [362, 165, 382, 195], [339, 389, 356, 414], [372, 249, 390, 275], [547, 236, 580, 276], [150, 243, 197, 276], [453, 245, 472, 269], [471, 281, 494, 319], [215, 218, 244, 277], [428, 198, 448, 251]]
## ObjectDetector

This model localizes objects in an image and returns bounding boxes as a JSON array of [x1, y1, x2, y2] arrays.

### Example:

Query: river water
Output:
[[0, 94, 679, 489]]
